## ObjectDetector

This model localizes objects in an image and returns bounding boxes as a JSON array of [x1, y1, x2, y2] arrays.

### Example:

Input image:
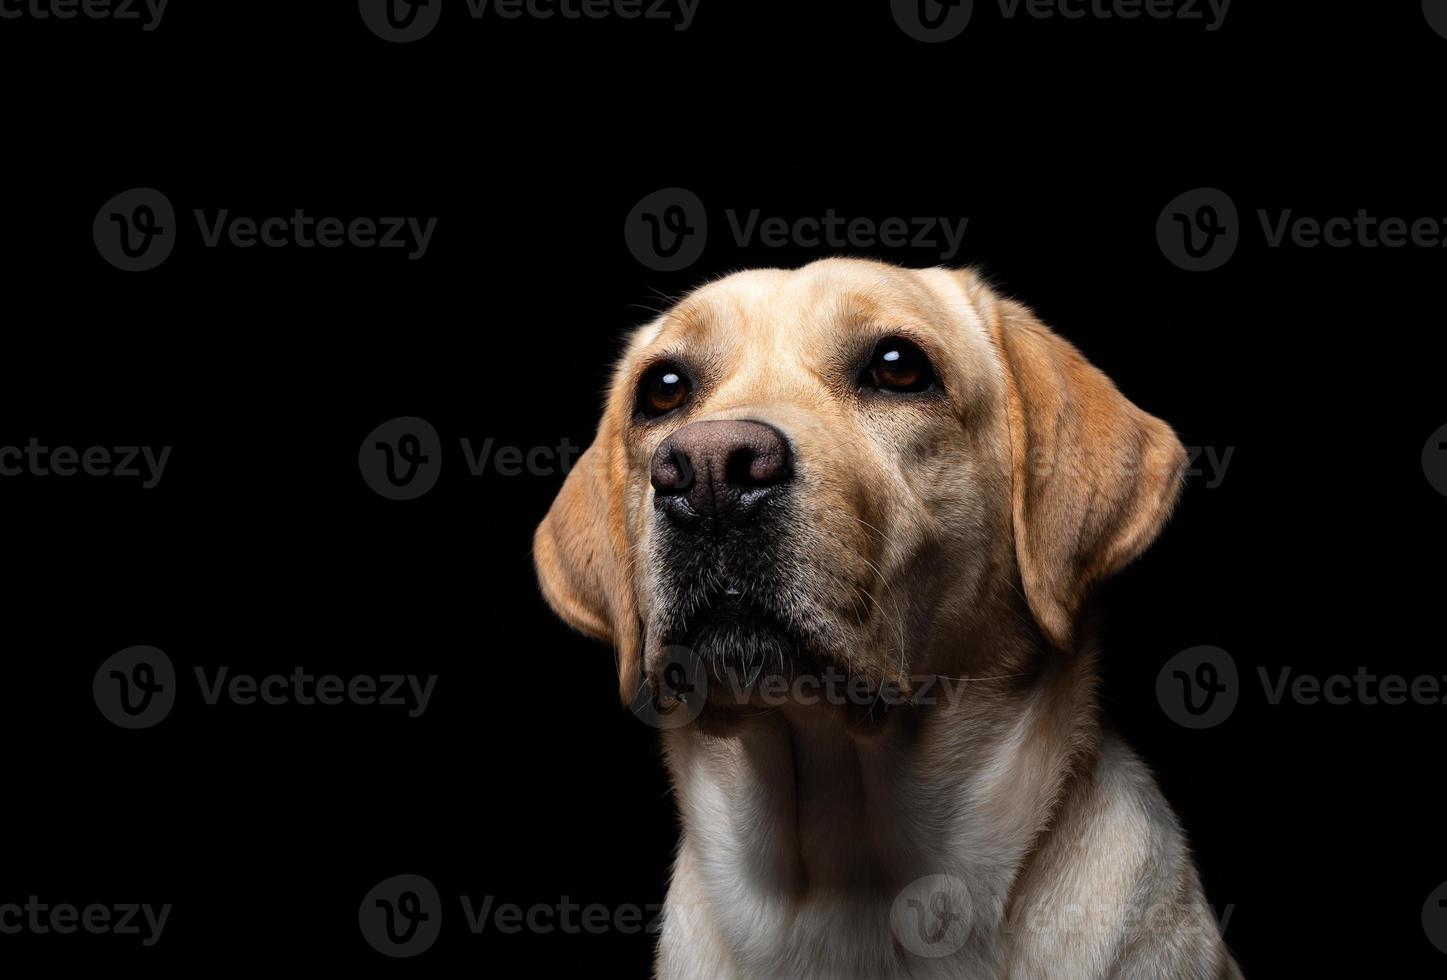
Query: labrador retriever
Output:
[[534, 258, 1241, 978]]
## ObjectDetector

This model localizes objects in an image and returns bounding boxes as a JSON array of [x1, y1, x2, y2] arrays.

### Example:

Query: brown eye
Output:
[[862, 338, 936, 394], [639, 363, 692, 417]]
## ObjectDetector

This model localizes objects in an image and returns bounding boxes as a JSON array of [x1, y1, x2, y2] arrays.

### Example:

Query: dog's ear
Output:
[[533, 417, 641, 704], [985, 291, 1186, 651]]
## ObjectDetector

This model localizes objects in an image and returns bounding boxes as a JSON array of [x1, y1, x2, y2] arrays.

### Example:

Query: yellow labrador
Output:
[[535, 258, 1242, 979]]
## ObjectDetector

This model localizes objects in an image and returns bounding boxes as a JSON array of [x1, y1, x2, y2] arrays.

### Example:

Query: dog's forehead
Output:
[[630, 260, 993, 358]]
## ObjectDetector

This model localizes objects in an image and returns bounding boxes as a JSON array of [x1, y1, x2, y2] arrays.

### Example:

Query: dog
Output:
[[534, 258, 1242, 978]]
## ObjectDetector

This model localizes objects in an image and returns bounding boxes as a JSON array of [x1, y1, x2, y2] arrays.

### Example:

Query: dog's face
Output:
[[536, 259, 1185, 710]]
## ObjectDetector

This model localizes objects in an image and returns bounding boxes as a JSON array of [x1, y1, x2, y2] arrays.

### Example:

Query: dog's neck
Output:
[[660, 629, 1101, 942]]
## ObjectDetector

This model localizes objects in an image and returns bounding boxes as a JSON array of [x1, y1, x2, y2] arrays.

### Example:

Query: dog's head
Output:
[[534, 259, 1185, 710]]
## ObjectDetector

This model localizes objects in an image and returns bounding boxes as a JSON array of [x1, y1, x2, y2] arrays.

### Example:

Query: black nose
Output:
[[651, 420, 793, 529]]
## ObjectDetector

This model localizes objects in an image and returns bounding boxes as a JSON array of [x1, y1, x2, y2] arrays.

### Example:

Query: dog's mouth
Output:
[[673, 587, 802, 659], [658, 583, 836, 690], [651, 582, 906, 729]]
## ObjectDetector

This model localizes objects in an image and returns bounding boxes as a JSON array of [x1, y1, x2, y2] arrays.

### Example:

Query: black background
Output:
[[1, 1, 1444, 975]]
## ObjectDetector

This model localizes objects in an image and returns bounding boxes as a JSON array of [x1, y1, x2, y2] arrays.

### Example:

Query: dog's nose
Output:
[[651, 420, 792, 529]]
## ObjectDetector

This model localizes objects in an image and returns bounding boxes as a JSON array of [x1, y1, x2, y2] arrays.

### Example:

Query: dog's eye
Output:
[[639, 363, 692, 418], [861, 338, 936, 394]]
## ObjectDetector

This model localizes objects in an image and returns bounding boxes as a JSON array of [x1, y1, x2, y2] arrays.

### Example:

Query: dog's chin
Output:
[[651, 592, 896, 734], [668, 591, 816, 675]]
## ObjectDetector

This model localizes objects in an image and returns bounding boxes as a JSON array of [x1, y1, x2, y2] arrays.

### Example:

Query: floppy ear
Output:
[[533, 423, 642, 704], [986, 293, 1187, 651]]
